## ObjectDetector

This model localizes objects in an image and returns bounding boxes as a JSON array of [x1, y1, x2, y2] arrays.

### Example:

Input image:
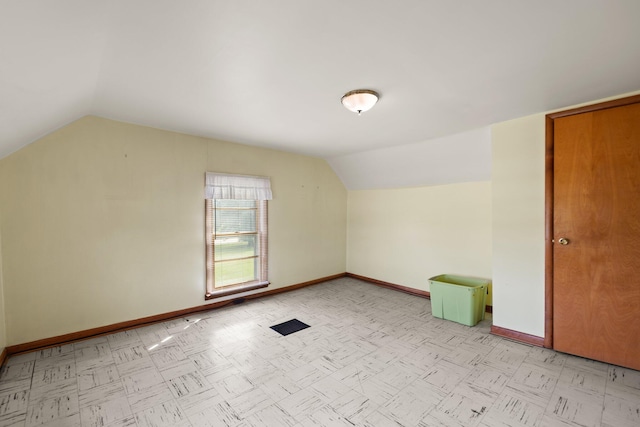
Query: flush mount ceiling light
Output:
[[341, 89, 379, 115]]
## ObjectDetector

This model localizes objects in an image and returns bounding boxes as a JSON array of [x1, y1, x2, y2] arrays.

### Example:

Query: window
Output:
[[204, 173, 271, 299]]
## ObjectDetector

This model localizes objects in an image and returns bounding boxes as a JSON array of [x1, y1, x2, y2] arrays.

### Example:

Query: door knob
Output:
[[557, 237, 570, 245]]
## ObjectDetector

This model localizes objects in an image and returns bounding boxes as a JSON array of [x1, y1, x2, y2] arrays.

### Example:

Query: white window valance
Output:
[[204, 172, 273, 200]]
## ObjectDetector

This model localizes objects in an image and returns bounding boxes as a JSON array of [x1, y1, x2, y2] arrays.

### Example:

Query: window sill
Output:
[[205, 281, 269, 300]]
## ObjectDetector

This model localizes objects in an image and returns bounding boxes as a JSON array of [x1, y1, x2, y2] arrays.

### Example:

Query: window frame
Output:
[[205, 198, 269, 299]]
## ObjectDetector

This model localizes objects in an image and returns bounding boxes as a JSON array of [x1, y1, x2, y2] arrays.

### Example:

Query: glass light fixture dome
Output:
[[341, 89, 379, 115]]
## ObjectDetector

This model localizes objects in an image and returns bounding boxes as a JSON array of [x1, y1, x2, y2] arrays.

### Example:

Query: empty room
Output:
[[0, 1, 639, 426]]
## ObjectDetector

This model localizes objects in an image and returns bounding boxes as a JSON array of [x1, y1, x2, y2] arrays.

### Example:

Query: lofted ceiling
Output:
[[2, 1, 640, 188]]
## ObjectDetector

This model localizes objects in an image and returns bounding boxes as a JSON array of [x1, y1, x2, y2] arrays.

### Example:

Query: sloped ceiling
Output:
[[2, 1, 639, 189]]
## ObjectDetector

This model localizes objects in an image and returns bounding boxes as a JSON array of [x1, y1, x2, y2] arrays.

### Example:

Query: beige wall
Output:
[[0, 225, 6, 351], [347, 182, 493, 303], [491, 90, 640, 339], [491, 114, 546, 337], [0, 116, 347, 345]]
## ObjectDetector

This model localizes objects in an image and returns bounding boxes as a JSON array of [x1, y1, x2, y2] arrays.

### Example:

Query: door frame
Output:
[[544, 94, 640, 349]]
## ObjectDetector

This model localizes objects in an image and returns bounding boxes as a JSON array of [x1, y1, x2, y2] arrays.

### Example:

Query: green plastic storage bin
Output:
[[429, 274, 490, 326]]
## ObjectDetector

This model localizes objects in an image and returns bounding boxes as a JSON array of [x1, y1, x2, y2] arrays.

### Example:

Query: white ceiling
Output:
[[2, 1, 640, 188], [329, 127, 492, 190]]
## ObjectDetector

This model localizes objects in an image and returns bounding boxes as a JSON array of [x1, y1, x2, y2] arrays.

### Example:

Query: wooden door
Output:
[[553, 101, 640, 370]]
